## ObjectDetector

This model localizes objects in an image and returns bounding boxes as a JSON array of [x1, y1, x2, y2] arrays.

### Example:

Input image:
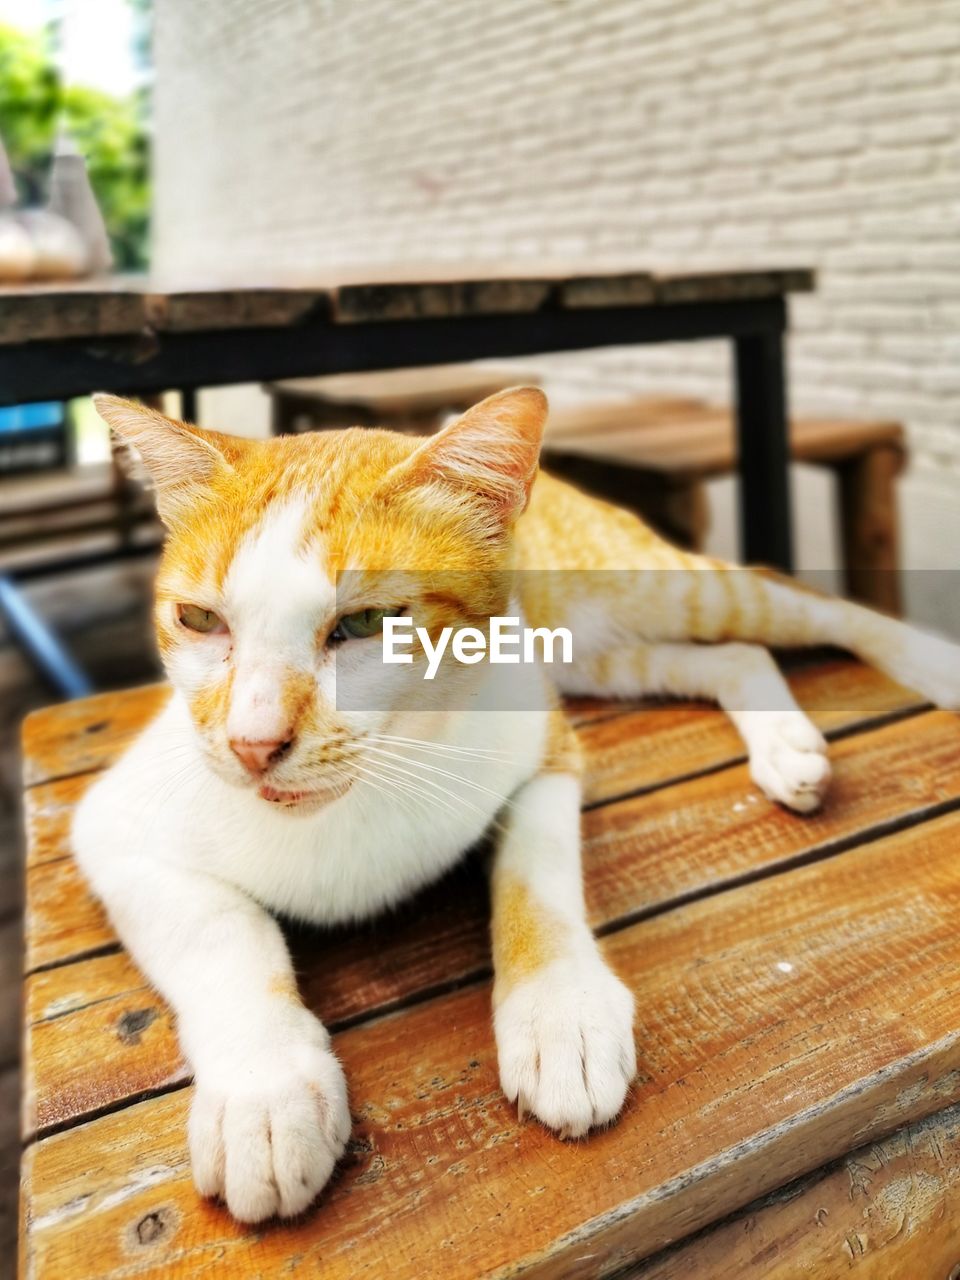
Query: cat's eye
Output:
[[331, 608, 392, 642], [178, 603, 226, 634]]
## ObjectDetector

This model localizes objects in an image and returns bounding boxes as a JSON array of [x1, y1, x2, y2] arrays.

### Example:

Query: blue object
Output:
[[0, 574, 93, 699], [0, 402, 65, 432]]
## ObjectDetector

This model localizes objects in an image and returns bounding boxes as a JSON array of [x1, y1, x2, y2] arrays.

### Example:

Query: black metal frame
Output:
[[0, 292, 794, 697]]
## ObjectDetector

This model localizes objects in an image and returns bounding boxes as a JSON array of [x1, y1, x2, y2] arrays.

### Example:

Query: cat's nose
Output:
[[229, 737, 293, 777]]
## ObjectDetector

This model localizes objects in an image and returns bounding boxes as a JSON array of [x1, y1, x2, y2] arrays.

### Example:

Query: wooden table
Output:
[[1, 265, 811, 699], [19, 656, 960, 1277], [0, 264, 811, 573]]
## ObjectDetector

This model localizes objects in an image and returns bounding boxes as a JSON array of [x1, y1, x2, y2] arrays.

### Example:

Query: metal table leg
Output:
[[0, 574, 93, 699], [733, 309, 794, 572]]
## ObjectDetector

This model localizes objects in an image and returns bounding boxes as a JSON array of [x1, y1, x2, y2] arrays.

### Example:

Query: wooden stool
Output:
[[544, 399, 906, 614], [19, 658, 960, 1275], [266, 365, 543, 435]]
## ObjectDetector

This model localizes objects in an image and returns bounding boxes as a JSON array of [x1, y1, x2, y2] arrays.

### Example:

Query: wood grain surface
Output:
[[0, 265, 814, 345], [21, 706, 960, 1139], [22, 774, 94, 871], [14, 670, 926, 979], [20, 685, 169, 788], [18, 657, 960, 1278], [18, 658, 920, 794], [544, 403, 904, 476], [634, 1102, 960, 1278], [20, 810, 960, 1278]]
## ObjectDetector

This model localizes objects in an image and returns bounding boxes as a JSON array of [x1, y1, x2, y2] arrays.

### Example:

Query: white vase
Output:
[[0, 213, 35, 281], [18, 208, 89, 279], [47, 131, 113, 275]]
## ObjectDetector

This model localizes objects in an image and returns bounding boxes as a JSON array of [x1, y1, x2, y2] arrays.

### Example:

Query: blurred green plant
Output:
[[0, 22, 149, 270]]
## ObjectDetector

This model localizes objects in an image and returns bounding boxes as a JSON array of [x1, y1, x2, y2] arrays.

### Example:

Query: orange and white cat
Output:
[[74, 388, 960, 1224]]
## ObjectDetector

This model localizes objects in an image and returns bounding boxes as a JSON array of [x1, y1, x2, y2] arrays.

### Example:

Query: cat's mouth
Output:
[[257, 782, 348, 812]]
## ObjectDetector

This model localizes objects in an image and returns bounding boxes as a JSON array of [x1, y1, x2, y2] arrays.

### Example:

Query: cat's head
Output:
[[95, 387, 547, 812]]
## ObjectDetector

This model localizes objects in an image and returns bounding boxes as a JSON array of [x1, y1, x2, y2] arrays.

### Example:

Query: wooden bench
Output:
[[19, 656, 960, 1276], [267, 374, 904, 615], [543, 400, 906, 615], [267, 365, 543, 435]]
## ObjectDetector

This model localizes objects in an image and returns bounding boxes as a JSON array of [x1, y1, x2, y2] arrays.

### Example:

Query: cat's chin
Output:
[[256, 783, 347, 815]]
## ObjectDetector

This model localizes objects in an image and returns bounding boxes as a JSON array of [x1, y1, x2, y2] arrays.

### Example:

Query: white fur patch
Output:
[[222, 499, 336, 743], [224, 499, 335, 661]]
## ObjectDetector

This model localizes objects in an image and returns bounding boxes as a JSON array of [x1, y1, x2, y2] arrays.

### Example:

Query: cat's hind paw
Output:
[[189, 1028, 350, 1223], [747, 710, 831, 814], [495, 953, 636, 1139]]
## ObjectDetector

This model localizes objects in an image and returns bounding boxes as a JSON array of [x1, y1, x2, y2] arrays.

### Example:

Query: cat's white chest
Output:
[[204, 775, 506, 923], [95, 696, 543, 925]]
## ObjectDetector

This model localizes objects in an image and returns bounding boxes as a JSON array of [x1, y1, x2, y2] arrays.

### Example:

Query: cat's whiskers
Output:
[[354, 764, 443, 825], [358, 750, 485, 819], [358, 746, 512, 836], [362, 743, 522, 817], [140, 754, 211, 842], [365, 732, 521, 762], [350, 761, 412, 815], [360, 747, 495, 816], [352, 758, 462, 824]]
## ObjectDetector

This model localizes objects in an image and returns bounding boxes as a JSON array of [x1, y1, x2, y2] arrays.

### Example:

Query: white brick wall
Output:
[[152, 0, 960, 606]]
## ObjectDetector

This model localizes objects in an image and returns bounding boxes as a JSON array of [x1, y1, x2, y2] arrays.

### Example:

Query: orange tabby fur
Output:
[[75, 386, 959, 1223]]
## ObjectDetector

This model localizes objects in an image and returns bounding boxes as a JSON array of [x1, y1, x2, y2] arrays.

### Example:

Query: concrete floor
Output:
[[0, 558, 160, 1276]]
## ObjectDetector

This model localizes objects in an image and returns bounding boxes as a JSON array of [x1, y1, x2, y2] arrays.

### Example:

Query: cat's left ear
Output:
[[396, 386, 548, 522], [93, 394, 239, 526]]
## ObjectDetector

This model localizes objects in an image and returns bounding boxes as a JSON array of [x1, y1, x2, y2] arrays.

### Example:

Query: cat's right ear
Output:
[[386, 386, 548, 527], [93, 395, 237, 526]]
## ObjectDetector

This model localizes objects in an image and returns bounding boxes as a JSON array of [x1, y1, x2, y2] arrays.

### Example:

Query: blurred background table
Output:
[[0, 264, 812, 697]]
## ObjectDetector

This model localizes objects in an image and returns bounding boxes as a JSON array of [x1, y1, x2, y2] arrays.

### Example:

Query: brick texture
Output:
[[152, 0, 960, 594]]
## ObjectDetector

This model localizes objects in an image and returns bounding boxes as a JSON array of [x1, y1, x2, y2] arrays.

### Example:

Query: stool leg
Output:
[[652, 479, 709, 551], [271, 392, 293, 436], [838, 444, 904, 615]]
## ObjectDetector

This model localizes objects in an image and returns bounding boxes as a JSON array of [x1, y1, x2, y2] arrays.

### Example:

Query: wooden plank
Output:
[[559, 272, 656, 308], [18, 657, 916, 795], [25, 856, 113, 976], [21, 684, 169, 788], [545, 405, 903, 475], [144, 288, 331, 332], [333, 277, 556, 322], [651, 266, 814, 304], [19, 664, 924, 975], [0, 279, 147, 345], [545, 398, 720, 442], [634, 1103, 960, 1278], [579, 658, 920, 807], [0, 462, 118, 520], [22, 707, 960, 1137], [17, 663, 919, 894], [22, 774, 94, 872], [561, 268, 814, 309], [268, 365, 543, 415], [0, 267, 814, 345], [20, 808, 960, 1279], [23, 952, 185, 1145]]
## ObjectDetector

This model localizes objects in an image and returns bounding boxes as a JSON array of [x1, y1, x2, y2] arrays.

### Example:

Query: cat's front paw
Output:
[[495, 953, 636, 1138], [747, 710, 831, 814], [188, 1021, 350, 1223]]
